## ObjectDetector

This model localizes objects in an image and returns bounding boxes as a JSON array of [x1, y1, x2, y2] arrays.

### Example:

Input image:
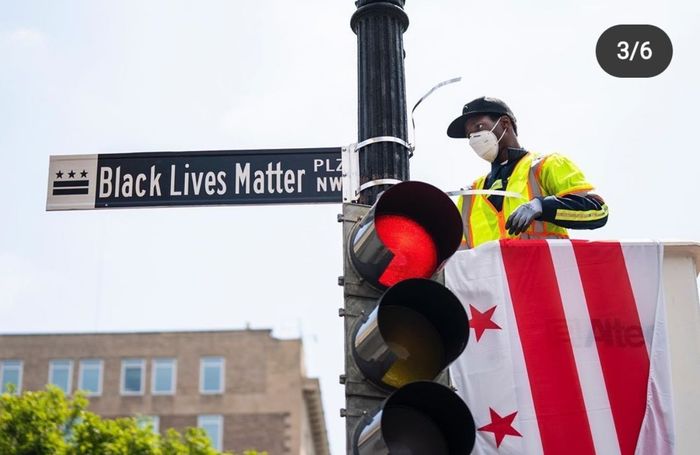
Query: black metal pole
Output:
[[351, 0, 410, 205]]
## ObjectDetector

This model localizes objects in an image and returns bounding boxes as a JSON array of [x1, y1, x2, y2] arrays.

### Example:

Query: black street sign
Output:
[[46, 148, 343, 211]]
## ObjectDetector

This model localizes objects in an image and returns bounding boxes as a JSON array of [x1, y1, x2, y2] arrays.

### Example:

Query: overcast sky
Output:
[[1, 1, 699, 453]]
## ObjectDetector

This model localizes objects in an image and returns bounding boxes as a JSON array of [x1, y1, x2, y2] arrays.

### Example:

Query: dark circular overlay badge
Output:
[[596, 25, 672, 78]]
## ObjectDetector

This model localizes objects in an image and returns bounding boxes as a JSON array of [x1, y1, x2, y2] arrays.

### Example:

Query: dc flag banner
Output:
[[446, 240, 674, 455]]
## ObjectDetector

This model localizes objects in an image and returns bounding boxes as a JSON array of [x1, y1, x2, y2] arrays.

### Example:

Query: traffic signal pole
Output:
[[341, 3, 475, 453], [351, 0, 410, 206], [343, 3, 411, 451]]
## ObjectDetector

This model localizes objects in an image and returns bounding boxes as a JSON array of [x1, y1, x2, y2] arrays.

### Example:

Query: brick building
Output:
[[0, 330, 330, 455]]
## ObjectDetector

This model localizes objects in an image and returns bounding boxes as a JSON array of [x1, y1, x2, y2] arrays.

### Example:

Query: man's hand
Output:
[[505, 198, 543, 236]]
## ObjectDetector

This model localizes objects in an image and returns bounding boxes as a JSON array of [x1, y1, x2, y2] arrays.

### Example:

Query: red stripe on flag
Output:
[[572, 241, 650, 455], [500, 240, 596, 455]]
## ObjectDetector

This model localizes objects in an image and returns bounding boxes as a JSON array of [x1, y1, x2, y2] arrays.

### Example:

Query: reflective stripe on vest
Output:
[[528, 156, 545, 235], [459, 191, 474, 249]]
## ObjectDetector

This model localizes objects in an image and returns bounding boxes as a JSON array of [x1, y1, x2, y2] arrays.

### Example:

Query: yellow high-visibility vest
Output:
[[457, 152, 595, 249]]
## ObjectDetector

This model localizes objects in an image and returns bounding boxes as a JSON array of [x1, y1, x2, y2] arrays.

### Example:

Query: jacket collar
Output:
[[490, 147, 527, 173]]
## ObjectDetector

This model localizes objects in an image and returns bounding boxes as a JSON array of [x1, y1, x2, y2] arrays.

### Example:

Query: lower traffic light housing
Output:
[[353, 381, 476, 455]]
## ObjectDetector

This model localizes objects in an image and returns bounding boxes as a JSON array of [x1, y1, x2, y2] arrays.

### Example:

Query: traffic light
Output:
[[340, 181, 476, 454]]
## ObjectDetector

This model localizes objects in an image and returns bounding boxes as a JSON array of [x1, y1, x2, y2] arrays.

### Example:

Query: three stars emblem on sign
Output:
[[55, 169, 88, 179], [52, 169, 90, 196]]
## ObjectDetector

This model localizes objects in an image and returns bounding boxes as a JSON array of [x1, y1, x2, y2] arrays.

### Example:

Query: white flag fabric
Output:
[[446, 240, 674, 455]]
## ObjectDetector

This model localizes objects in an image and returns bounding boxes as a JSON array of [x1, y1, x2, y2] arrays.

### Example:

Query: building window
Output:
[[200, 357, 224, 394], [78, 359, 103, 396], [48, 359, 73, 394], [1, 360, 23, 394], [120, 359, 145, 395], [137, 415, 160, 434], [152, 358, 176, 395], [197, 415, 223, 450]]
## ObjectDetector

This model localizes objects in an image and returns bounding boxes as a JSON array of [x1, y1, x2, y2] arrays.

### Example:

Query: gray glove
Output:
[[505, 198, 543, 236]]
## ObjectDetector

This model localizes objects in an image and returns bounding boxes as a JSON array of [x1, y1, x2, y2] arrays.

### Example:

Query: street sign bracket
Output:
[[341, 144, 360, 203]]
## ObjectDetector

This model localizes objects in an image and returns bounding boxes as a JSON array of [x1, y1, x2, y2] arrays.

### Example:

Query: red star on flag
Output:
[[469, 304, 501, 341], [478, 408, 522, 448]]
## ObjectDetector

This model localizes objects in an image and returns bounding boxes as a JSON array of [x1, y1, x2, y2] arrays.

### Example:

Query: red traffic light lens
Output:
[[375, 214, 438, 287]]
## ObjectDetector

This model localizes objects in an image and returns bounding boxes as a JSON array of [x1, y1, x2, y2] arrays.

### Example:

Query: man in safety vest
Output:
[[447, 96, 608, 249]]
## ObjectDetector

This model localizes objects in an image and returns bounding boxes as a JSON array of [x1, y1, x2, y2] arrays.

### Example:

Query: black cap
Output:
[[446, 96, 517, 138]]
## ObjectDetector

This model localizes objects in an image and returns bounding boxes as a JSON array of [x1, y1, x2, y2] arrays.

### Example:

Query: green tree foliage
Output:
[[0, 386, 266, 455]]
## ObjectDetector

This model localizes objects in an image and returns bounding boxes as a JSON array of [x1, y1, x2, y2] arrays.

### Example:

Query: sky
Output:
[[1, 1, 699, 454]]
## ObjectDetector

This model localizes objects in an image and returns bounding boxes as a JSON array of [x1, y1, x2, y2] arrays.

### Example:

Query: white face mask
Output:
[[468, 117, 507, 162]]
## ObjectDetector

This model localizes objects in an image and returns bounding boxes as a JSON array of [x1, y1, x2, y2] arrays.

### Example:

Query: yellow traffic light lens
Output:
[[380, 305, 445, 388]]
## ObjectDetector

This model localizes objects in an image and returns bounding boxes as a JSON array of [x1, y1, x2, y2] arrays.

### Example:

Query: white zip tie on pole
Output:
[[355, 136, 412, 152]]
